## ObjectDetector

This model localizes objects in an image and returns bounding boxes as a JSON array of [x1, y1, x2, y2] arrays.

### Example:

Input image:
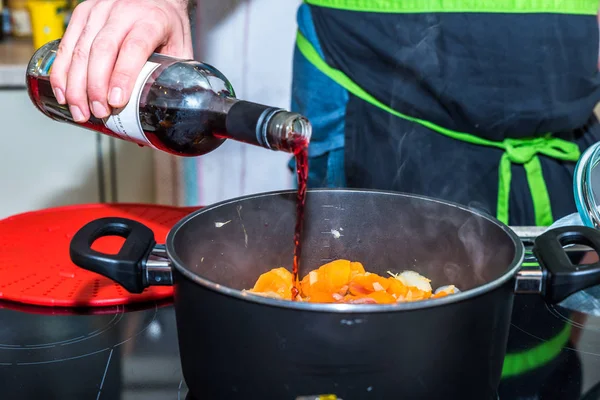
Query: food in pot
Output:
[[244, 259, 459, 304]]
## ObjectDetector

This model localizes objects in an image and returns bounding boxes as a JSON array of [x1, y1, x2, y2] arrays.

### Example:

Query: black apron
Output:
[[300, 1, 600, 226], [295, 0, 600, 397]]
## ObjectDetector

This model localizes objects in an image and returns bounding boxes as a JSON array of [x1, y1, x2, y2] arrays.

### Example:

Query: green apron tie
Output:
[[296, 31, 582, 226], [497, 137, 581, 226]]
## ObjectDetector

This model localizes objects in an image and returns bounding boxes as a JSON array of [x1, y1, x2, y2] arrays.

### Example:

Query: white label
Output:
[[103, 61, 161, 146]]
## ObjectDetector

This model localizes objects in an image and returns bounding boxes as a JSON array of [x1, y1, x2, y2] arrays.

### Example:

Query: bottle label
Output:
[[102, 61, 161, 146]]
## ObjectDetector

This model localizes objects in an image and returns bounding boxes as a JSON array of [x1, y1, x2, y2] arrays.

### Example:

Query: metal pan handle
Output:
[[533, 225, 600, 303], [69, 217, 172, 294]]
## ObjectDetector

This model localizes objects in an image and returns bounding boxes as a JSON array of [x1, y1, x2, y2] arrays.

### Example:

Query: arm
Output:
[[49, 0, 195, 123]]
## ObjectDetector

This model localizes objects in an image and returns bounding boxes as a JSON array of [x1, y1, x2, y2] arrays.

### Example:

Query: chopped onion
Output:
[[393, 271, 432, 292], [332, 293, 344, 301], [309, 271, 318, 286]]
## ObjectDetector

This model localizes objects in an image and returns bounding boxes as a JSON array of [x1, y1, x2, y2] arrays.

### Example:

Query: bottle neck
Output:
[[223, 100, 312, 152]]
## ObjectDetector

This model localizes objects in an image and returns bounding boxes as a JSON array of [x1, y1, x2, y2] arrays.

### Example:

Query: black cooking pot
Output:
[[68, 189, 600, 400]]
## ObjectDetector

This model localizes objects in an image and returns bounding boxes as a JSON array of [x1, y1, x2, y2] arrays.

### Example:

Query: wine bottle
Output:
[[26, 39, 312, 156]]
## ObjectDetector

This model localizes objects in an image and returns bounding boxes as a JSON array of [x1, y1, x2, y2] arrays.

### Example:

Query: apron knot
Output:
[[498, 135, 581, 226], [503, 138, 541, 164], [503, 136, 580, 164]]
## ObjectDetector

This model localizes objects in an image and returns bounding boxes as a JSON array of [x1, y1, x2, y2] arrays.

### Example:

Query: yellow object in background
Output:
[[27, 0, 65, 49]]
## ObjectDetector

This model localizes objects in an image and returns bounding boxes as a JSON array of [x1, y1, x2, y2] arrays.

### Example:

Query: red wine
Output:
[[27, 75, 126, 141], [291, 138, 309, 300]]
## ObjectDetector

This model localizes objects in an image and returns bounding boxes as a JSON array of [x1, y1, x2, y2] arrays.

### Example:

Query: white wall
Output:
[[0, 90, 155, 219], [154, 0, 301, 206]]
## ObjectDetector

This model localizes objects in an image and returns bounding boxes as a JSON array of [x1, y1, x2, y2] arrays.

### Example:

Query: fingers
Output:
[[86, 17, 131, 118], [64, 2, 113, 122], [49, 0, 194, 122], [49, 1, 92, 105], [107, 12, 170, 108]]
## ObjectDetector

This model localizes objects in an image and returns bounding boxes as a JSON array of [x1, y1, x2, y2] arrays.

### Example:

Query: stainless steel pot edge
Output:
[[165, 188, 526, 313]]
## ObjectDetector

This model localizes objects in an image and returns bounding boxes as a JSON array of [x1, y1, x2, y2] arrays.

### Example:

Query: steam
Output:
[[442, 262, 462, 286], [236, 205, 248, 248], [386, 192, 512, 290], [457, 213, 492, 284], [467, 201, 493, 218], [372, 58, 507, 290]]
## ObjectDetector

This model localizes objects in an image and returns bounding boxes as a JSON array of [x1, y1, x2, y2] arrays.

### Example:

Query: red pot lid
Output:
[[0, 203, 197, 308]]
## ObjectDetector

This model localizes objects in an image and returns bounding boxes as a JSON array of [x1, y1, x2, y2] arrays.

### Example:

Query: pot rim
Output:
[[166, 188, 525, 313]]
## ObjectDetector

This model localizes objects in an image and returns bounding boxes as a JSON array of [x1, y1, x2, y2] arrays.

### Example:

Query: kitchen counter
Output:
[[0, 38, 35, 88]]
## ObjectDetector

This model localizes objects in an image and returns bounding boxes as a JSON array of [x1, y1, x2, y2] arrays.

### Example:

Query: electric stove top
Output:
[[1, 292, 600, 400], [2, 259, 600, 399]]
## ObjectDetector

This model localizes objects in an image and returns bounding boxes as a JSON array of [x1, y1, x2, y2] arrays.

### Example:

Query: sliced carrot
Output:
[[386, 277, 409, 299], [248, 260, 456, 304], [366, 291, 397, 304], [301, 259, 353, 297], [348, 273, 390, 296], [349, 261, 366, 277], [345, 291, 397, 304], [404, 288, 431, 301], [307, 291, 337, 303], [431, 291, 450, 299], [248, 267, 293, 300]]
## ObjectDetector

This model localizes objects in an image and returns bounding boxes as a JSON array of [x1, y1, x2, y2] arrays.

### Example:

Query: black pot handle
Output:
[[69, 217, 158, 294], [533, 226, 600, 303]]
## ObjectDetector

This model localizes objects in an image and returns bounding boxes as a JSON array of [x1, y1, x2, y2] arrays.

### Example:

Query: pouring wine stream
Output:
[[291, 136, 310, 300]]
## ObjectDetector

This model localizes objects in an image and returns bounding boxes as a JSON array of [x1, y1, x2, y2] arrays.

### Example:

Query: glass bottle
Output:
[[26, 39, 312, 156]]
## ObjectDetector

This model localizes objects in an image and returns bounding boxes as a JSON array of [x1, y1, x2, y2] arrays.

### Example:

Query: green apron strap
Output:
[[498, 153, 555, 226], [499, 137, 581, 226], [497, 153, 512, 224], [296, 32, 581, 226], [304, 0, 598, 15], [525, 157, 553, 226]]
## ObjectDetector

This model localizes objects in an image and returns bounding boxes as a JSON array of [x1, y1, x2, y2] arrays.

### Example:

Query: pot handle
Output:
[[69, 217, 168, 294], [533, 225, 600, 303]]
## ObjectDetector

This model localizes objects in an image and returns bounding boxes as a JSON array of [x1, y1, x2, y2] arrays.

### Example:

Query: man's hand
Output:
[[49, 0, 194, 123]]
